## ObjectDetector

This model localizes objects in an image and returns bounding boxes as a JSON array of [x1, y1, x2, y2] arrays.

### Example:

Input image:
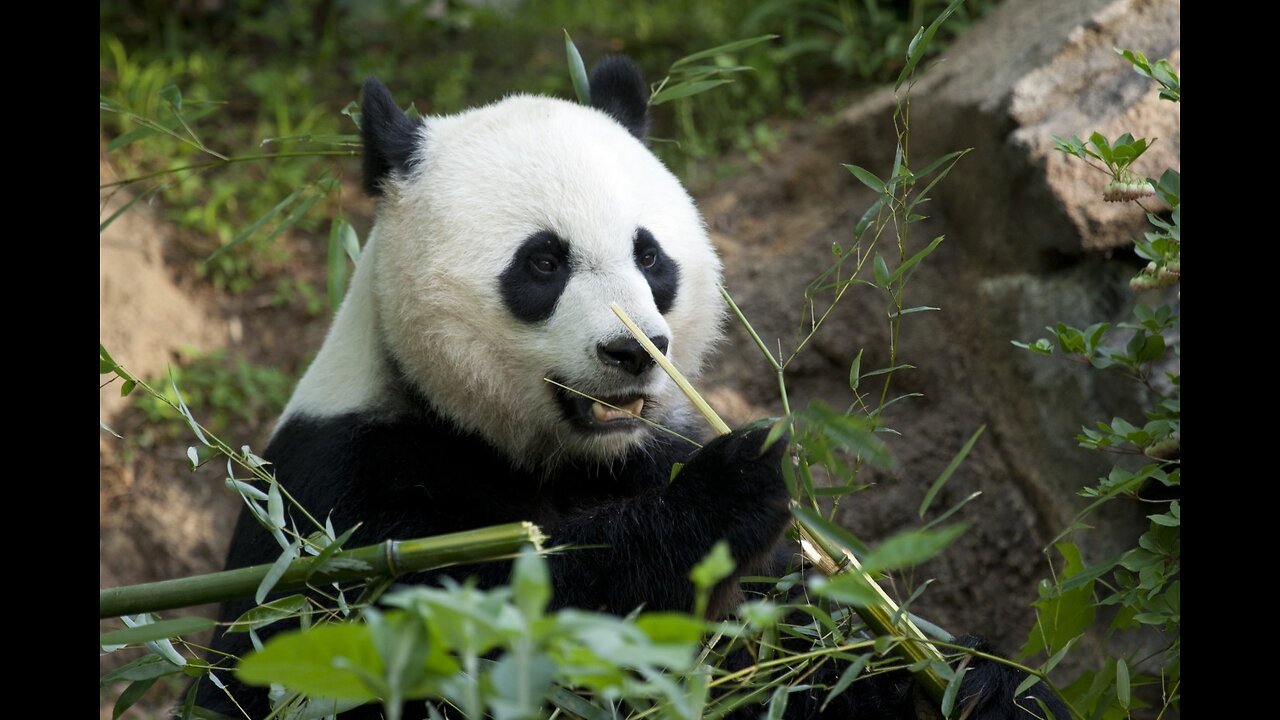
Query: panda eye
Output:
[[639, 250, 658, 269], [531, 256, 559, 274]]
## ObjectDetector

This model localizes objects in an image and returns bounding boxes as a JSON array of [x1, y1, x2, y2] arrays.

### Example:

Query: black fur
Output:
[[634, 226, 680, 314], [195, 398, 791, 718], [499, 230, 573, 323], [590, 55, 650, 141], [360, 76, 422, 196]]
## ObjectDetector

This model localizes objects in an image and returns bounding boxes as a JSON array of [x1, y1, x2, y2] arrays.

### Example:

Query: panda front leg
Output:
[[541, 423, 792, 617]]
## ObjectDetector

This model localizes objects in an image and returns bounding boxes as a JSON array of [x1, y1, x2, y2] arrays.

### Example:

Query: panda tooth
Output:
[[590, 399, 645, 422]]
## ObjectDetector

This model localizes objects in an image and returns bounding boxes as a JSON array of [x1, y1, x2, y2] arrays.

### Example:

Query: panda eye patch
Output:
[[501, 230, 573, 323], [633, 227, 680, 314]]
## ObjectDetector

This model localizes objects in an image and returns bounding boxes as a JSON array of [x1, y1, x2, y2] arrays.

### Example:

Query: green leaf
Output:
[[844, 164, 886, 194], [257, 540, 300, 604], [670, 35, 777, 68], [820, 653, 869, 711], [861, 523, 968, 574], [635, 612, 705, 645], [228, 595, 312, 633], [1116, 658, 1130, 708], [113, 677, 159, 720], [101, 182, 170, 233], [100, 616, 217, 646], [267, 479, 286, 529], [237, 622, 383, 701], [920, 426, 984, 518], [690, 540, 736, 591], [894, 0, 965, 90], [873, 254, 890, 287], [888, 236, 943, 286], [328, 219, 358, 315], [100, 655, 183, 687], [650, 79, 734, 105], [207, 189, 301, 262], [564, 30, 591, 105], [120, 379, 137, 397], [854, 196, 885, 240], [848, 349, 863, 392], [158, 84, 182, 111], [940, 666, 968, 717], [512, 545, 551, 620]]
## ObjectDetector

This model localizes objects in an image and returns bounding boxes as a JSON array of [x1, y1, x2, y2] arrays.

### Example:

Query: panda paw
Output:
[[669, 422, 792, 559], [948, 635, 1070, 720]]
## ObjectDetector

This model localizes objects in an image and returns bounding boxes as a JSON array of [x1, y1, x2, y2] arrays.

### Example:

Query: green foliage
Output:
[[1014, 48, 1181, 717], [101, 4, 1034, 717], [133, 350, 295, 442]]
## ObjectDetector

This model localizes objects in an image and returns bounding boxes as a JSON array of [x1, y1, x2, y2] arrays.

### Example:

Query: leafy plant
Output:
[[1014, 49, 1180, 717]]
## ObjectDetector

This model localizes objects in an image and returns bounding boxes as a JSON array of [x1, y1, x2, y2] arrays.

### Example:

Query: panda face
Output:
[[370, 93, 724, 467]]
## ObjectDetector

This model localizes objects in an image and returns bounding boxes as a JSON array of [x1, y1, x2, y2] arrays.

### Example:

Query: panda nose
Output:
[[597, 336, 668, 376]]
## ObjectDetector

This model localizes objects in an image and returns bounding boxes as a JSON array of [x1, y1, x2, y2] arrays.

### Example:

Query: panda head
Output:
[[360, 57, 724, 468]]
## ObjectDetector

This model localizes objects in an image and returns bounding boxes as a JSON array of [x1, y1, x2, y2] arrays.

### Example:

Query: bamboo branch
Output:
[[610, 303, 950, 703], [100, 522, 545, 619]]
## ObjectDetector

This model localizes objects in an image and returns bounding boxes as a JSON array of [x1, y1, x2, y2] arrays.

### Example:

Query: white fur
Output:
[[283, 95, 724, 466]]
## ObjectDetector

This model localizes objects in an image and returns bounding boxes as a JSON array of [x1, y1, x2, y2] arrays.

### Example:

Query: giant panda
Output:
[[196, 56, 1063, 720]]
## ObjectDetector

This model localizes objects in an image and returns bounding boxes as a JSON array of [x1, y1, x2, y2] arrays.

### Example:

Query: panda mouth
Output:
[[552, 383, 649, 432]]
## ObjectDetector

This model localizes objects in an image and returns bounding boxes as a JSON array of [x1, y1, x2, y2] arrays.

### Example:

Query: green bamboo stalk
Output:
[[610, 304, 950, 703], [100, 522, 545, 619]]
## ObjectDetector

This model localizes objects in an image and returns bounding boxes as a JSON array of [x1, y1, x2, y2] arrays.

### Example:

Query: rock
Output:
[[698, 0, 1178, 652]]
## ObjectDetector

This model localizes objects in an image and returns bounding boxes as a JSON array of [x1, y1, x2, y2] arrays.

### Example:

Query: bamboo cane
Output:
[[100, 522, 545, 619], [610, 302, 950, 703]]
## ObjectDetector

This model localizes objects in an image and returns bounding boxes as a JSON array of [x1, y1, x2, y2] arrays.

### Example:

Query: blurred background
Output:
[[101, 1, 1179, 717]]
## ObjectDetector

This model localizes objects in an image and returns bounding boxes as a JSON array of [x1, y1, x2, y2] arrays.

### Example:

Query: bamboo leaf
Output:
[[100, 616, 217, 645], [564, 30, 591, 105], [206, 189, 301, 261], [888, 236, 944, 285], [256, 540, 301, 604], [821, 654, 869, 711], [112, 677, 159, 720], [844, 164, 886, 193], [236, 621, 383, 701], [895, 0, 965, 90], [228, 594, 312, 634], [101, 419, 124, 439], [940, 666, 967, 717], [861, 523, 969, 574], [919, 426, 985, 518], [848, 349, 863, 391], [100, 655, 183, 687], [650, 79, 733, 105], [1116, 658, 1131, 708], [670, 35, 777, 68]]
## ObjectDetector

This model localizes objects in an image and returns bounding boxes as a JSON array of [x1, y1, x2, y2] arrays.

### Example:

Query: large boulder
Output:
[[700, 0, 1179, 652]]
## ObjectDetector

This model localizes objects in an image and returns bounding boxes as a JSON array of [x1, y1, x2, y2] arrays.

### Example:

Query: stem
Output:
[[99, 522, 545, 618], [99, 151, 357, 189], [720, 286, 790, 416]]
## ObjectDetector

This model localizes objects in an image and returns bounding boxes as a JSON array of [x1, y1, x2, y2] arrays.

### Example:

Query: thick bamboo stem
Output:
[[100, 522, 545, 619]]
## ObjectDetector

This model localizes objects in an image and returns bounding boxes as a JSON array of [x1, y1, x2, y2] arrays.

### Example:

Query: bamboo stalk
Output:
[[610, 303, 950, 703], [610, 302, 730, 435], [100, 522, 545, 619]]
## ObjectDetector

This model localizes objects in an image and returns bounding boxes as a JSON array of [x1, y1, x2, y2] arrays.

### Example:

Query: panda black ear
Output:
[[360, 76, 422, 197], [589, 56, 650, 142]]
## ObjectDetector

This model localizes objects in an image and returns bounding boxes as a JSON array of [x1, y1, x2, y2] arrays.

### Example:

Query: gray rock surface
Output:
[[699, 0, 1179, 652]]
